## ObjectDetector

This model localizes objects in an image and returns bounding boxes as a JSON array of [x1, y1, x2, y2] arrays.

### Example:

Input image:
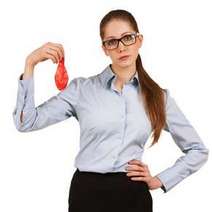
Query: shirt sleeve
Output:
[[12, 73, 83, 132], [155, 89, 209, 193]]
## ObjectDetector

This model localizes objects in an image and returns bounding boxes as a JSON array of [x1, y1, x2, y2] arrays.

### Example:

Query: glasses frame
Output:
[[102, 32, 141, 50]]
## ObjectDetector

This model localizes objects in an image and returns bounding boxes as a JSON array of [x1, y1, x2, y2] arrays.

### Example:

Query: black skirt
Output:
[[68, 168, 153, 212]]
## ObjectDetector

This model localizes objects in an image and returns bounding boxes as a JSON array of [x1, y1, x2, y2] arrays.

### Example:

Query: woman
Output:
[[13, 9, 209, 212]]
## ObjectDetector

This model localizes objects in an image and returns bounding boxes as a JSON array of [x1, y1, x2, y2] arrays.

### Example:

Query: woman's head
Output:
[[99, 9, 166, 147], [100, 18, 143, 69]]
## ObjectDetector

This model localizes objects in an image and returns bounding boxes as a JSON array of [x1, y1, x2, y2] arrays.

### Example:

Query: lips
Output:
[[118, 55, 130, 60]]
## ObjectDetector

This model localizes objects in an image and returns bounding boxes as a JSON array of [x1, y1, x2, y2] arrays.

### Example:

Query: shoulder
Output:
[[71, 72, 101, 86], [162, 88, 174, 101], [67, 73, 100, 90], [162, 88, 180, 112], [162, 88, 170, 102]]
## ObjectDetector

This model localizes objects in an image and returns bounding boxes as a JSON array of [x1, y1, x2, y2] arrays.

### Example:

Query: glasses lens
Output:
[[121, 34, 136, 45], [104, 39, 118, 49]]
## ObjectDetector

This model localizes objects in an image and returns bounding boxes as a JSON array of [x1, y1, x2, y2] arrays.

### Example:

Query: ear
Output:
[[102, 45, 109, 56], [137, 34, 143, 48]]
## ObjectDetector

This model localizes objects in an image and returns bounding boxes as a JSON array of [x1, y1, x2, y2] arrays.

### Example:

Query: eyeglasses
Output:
[[102, 32, 141, 50]]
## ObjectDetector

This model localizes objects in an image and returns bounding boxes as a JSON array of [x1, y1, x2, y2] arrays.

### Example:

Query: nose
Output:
[[117, 40, 126, 51]]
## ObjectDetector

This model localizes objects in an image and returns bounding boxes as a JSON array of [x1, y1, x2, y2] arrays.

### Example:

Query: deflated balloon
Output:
[[55, 57, 69, 90]]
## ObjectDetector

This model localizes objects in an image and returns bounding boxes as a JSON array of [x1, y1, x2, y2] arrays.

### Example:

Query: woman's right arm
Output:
[[12, 42, 82, 132]]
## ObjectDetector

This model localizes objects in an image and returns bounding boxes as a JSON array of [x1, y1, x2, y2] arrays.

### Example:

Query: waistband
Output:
[[73, 168, 149, 190], [75, 168, 127, 177]]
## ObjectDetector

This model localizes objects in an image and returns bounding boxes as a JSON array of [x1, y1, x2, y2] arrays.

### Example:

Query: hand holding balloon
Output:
[[24, 42, 69, 90], [25, 42, 64, 66]]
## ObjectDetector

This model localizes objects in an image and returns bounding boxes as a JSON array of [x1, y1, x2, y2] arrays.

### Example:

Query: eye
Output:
[[106, 39, 118, 46], [122, 34, 134, 41]]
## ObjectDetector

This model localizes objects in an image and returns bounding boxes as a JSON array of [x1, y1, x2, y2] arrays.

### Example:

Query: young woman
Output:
[[13, 9, 209, 212]]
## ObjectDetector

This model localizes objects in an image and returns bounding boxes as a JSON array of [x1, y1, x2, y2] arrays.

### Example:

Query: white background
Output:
[[0, 0, 211, 211]]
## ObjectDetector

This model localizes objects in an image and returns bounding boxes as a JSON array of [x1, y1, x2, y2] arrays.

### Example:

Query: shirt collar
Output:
[[99, 64, 139, 89]]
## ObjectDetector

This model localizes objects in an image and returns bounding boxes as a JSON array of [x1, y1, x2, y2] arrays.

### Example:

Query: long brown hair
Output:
[[100, 9, 166, 147]]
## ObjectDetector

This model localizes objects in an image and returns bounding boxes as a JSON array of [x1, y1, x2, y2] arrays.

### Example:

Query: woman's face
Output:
[[102, 19, 143, 68]]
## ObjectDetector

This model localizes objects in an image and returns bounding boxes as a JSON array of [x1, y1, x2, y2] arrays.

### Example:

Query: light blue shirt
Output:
[[12, 64, 209, 193]]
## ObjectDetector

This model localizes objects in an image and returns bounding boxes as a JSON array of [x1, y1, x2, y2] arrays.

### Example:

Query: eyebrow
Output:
[[104, 31, 133, 40]]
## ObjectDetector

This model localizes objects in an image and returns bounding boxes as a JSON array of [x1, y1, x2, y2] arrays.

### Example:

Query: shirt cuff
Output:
[[161, 185, 166, 193], [18, 73, 34, 106]]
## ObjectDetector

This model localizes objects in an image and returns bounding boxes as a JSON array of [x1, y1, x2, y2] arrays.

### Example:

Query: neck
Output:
[[110, 63, 137, 84]]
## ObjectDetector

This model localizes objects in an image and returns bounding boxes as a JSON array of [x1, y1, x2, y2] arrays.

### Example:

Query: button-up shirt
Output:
[[12, 64, 209, 193]]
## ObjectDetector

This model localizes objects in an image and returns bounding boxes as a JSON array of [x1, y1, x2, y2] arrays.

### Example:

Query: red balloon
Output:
[[55, 57, 69, 90]]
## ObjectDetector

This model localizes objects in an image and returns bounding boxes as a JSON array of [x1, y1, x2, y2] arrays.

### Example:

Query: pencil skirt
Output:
[[68, 168, 153, 212]]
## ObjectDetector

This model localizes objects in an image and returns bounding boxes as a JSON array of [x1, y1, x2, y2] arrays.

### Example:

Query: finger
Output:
[[48, 45, 64, 61], [131, 176, 149, 181], [126, 171, 147, 177], [45, 42, 65, 59], [49, 47, 61, 62], [140, 161, 148, 167], [128, 159, 140, 164], [129, 159, 146, 165], [126, 164, 145, 172], [46, 48, 60, 63], [129, 160, 149, 170], [128, 160, 146, 167], [50, 43, 64, 58], [44, 52, 57, 63]]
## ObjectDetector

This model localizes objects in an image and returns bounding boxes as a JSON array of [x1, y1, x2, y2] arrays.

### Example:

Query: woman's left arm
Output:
[[154, 89, 209, 193], [126, 89, 209, 193]]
